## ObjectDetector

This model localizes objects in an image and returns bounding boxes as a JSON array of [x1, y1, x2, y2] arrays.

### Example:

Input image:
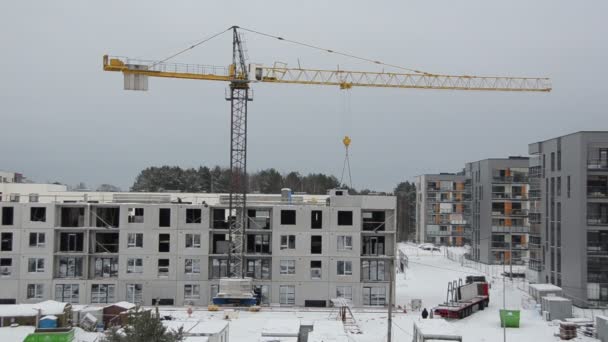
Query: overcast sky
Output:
[[1, 0, 607, 191]]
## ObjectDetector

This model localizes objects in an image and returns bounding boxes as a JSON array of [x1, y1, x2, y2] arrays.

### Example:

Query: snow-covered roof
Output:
[[307, 332, 349, 342], [259, 336, 298, 342], [41, 315, 58, 320], [312, 320, 345, 335], [184, 337, 209, 342], [529, 284, 562, 291], [261, 319, 300, 337], [163, 320, 199, 334], [0, 300, 68, 317], [108, 301, 136, 310], [542, 296, 570, 302], [0, 326, 36, 342]]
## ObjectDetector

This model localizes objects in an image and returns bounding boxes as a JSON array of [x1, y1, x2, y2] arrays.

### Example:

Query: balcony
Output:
[[491, 209, 528, 217], [491, 242, 528, 250], [588, 186, 608, 198], [491, 226, 530, 233], [491, 193, 528, 200], [492, 176, 529, 184], [588, 215, 608, 226], [588, 159, 608, 171]]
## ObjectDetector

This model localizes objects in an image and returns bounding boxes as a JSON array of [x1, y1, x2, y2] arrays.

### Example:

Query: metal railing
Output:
[[587, 186, 608, 198], [491, 209, 529, 217], [588, 159, 608, 170], [491, 226, 530, 233], [587, 215, 608, 225], [492, 176, 529, 183], [491, 193, 528, 200]]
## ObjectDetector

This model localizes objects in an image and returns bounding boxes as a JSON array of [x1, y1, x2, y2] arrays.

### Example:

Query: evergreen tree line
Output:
[[131, 165, 346, 195]]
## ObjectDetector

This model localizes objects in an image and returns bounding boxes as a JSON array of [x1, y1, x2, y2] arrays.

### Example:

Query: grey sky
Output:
[[1, 0, 607, 191]]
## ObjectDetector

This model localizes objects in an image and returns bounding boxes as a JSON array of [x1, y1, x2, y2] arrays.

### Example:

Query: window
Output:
[[311, 236, 322, 254], [338, 211, 353, 226], [551, 152, 555, 172], [0, 232, 12, 251], [310, 260, 322, 279], [557, 177, 561, 197], [557, 150, 562, 171], [184, 284, 200, 299], [27, 284, 43, 299], [59, 232, 84, 252], [29, 232, 45, 247], [280, 260, 296, 275], [185, 259, 201, 274], [57, 256, 83, 278], [159, 234, 170, 252], [1, 207, 14, 225], [126, 284, 143, 304], [185, 234, 201, 248], [30, 207, 46, 222], [211, 259, 228, 279], [127, 258, 143, 274], [247, 234, 270, 254], [337, 236, 353, 251], [95, 207, 120, 228], [93, 257, 118, 278], [542, 154, 546, 178], [336, 286, 353, 301], [311, 210, 322, 229], [159, 208, 171, 227], [210, 284, 219, 300], [60, 207, 84, 227], [363, 287, 386, 306], [28, 258, 45, 273], [567, 176, 571, 198], [55, 284, 79, 303], [186, 209, 202, 223], [127, 233, 143, 248], [279, 285, 295, 305], [281, 210, 296, 225], [0, 258, 12, 276], [158, 259, 170, 276], [128, 208, 144, 223], [361, 260, 386, 281], [245, 259, 270, 279], [91, 284, 115, 304], [280, 235, 296, 250], [337, 261, 352, 275]]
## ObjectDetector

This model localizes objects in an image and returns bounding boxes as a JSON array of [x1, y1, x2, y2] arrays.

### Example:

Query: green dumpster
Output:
[[500, 309, 520, 328], [24, 328, 75, 342]]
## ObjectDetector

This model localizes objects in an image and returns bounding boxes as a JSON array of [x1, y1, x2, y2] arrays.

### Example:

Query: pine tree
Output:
[[102, 307, 184, 342]]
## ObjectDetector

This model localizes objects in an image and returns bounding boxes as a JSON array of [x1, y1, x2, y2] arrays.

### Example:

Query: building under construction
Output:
[[0, 188, 395, 307]]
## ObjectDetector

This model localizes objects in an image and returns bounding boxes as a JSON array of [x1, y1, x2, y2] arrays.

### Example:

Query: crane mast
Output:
[[226, 26, 251, 278]]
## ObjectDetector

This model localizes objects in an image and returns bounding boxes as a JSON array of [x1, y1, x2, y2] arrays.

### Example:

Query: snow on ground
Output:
[[150, 243, 598, 342]]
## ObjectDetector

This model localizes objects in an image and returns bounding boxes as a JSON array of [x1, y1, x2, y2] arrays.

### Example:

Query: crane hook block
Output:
[[343, 136, 351, 148]]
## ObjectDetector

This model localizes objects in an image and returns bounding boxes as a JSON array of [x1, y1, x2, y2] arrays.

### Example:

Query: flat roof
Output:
[[529, 284, 562, 291]]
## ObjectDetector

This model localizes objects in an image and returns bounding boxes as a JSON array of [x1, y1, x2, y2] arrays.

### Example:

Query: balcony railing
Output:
[[491, 242, 528, 250], [588, 215, 608, 225], [491, 226, 530, 233], [492, 176, 529, 183], [491, 209, 528, 217], [491, 193, 528, 200], [588, 186, 608, 198], [588, 159, 608, 171]]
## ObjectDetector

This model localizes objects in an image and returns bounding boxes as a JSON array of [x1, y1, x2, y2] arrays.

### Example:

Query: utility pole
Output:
[[387, 256, 394, 342], [509, 229, 513, 281]]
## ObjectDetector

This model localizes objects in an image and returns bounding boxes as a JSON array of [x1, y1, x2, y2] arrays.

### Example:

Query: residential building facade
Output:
[[415, 174, 469, 246], [529, 131, 608, 307], [0, 189, 395, 307], [465, 157, 530, 265]]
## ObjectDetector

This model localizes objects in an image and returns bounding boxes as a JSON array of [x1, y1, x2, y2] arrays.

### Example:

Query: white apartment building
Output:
[[0, 189, 395, 308]]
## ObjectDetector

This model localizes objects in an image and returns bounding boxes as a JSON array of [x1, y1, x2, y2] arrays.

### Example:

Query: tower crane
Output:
[[102, 26, 551, 285]]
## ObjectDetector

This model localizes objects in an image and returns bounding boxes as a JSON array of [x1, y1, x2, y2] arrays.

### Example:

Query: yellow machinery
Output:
[[102, 25, 551, 279]]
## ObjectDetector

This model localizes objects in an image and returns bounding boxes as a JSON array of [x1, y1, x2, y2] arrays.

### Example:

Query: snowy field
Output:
[[0, 243, 600, 341]]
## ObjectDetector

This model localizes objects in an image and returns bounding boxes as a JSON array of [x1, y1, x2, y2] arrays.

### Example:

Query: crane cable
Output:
[[238, 26, 432, 75], [151, 27, 233, 67], [339, 88, 354, 190]]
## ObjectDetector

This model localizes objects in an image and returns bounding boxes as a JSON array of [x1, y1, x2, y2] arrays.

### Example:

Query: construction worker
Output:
[[421, 308, 429, 319]]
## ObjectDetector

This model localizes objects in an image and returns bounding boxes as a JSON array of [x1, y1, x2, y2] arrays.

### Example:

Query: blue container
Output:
[[39, 316, 58, 329]]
